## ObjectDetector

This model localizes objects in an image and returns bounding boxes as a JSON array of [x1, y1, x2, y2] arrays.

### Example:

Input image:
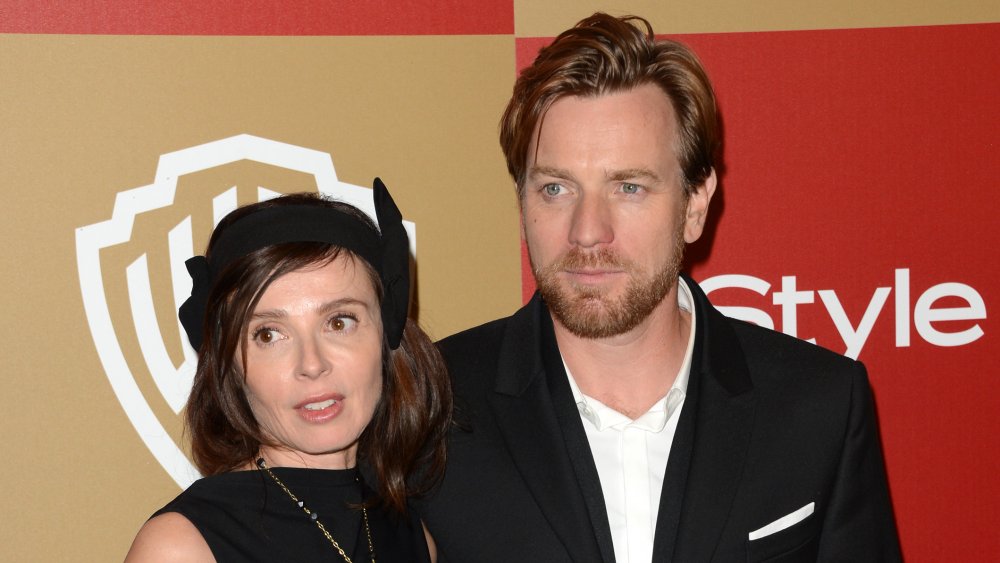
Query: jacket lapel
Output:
[[539, 309, 618, 563], [653, 275, 757, 562], [487, 295, 610, 563]]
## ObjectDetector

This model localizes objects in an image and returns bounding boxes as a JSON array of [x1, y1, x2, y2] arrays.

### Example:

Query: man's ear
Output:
[[683, 168, 717, 243], [518, 183, 528, 240]]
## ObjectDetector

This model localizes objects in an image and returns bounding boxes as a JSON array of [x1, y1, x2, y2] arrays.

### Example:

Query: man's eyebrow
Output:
[[528, 165, 574, 181], [527, 166, 661, 183], [606, 168, 661, 182]]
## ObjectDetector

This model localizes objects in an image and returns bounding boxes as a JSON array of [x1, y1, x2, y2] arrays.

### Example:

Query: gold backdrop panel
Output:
[[1, 33, 517, 561]]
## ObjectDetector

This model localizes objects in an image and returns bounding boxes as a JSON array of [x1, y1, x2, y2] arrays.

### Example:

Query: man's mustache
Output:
[[552, 247, 628, 271]]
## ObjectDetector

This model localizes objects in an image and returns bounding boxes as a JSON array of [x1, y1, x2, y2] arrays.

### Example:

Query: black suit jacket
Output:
[[419, 275, 901, 562]]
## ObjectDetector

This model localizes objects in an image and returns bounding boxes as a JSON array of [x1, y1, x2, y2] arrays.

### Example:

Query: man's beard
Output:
[[531, 231, 685, 339]]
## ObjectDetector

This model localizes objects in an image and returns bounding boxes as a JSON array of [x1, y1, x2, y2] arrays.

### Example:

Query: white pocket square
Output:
[[748, 502, 815, 541]]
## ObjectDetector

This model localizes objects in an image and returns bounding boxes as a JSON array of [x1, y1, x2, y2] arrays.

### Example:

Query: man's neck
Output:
[[553, 288, 691, 419]]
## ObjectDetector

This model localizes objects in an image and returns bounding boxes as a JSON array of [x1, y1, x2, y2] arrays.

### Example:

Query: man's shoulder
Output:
[[689, 274, 860, 378], [721, 315, 866, 393], [435, 313, 519, 388], [729, 317, 856, 367], [434, 314, 521, 405], [438, 315, 511, 360]]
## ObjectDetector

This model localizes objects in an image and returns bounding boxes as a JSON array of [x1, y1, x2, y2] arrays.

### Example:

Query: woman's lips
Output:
[[296, 393, 344, 423], [303, 398, 336, 411]]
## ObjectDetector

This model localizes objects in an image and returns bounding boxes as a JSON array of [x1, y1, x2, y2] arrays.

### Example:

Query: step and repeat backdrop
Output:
[[2, 1, 997, 560]]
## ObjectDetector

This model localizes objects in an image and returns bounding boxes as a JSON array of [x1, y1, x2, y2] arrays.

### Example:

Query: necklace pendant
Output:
[[257, 457, 373, 563]]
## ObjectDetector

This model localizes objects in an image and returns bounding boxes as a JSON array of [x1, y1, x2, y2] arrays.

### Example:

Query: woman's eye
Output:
[[542, 184, 563, 197], [329, 315, 358, 332], [252, 327, 282, 345]]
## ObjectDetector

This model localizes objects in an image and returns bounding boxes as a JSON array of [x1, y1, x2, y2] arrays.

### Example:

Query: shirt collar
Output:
[[565, 277, 697, 432]]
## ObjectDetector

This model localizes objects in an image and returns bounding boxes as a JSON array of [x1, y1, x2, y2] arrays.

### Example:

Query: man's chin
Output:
[[557, 311, 629, 339], [563, 279, 623, 301], [541, 276, 673, 339], [551, 296, 629, 339]]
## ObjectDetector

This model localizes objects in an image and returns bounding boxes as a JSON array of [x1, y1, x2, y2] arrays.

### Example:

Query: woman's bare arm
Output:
[[124, 512, 215, 563]]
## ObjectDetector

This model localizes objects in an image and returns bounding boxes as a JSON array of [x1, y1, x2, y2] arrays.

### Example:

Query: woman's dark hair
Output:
[[184, 192, 451, 513]]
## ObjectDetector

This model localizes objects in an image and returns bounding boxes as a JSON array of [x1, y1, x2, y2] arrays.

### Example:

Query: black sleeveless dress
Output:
[[153, 467, 430, 562]]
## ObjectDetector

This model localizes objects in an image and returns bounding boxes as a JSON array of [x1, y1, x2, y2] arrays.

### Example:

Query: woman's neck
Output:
[[252, 445, 357, 470]]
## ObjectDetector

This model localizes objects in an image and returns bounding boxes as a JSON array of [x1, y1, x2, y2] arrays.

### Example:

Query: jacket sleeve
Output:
[[817, 363, 902, 561]]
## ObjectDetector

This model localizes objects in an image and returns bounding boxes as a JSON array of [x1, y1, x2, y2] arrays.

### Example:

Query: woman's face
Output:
[[242, 255, 383, 469]]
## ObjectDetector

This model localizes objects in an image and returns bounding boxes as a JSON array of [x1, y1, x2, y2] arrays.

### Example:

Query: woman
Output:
[[125, 179, 451, 562]]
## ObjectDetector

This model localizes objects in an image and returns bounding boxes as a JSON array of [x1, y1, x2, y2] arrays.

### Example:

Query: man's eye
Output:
[[621, 183, 641, 194], [543, 184, 563, 196]]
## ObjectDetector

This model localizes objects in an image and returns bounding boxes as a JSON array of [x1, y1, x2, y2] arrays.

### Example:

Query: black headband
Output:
[[178, 178, 410, 350]]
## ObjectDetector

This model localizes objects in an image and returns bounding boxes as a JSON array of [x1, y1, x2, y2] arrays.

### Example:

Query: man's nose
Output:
[[568, 193, 614, 248]]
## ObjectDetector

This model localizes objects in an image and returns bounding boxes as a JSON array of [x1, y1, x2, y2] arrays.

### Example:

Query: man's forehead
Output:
[[544, 85, 676, 120], [529, 86, 678, 145]]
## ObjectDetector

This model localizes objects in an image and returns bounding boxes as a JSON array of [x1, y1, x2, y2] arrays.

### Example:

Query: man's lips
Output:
[[563, 268, 625, 281], [564, 268, 624, 275]]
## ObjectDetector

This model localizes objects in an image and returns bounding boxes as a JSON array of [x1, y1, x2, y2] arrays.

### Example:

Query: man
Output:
[[419, 13, 901, 562]]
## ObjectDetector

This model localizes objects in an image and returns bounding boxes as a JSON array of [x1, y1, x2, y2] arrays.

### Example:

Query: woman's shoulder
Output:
[[124, 472, 259, 562], [165, 471, 262, 508], [124, 512, 215, 562]]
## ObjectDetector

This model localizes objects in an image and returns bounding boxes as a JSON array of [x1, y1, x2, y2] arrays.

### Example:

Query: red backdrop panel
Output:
[[518, 24, 999, 561], [0, 0, 513, 35]]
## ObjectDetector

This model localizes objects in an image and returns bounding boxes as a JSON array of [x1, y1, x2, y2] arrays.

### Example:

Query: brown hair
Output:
[[499, 12, 720, 196], [185, 192, 451, 513]]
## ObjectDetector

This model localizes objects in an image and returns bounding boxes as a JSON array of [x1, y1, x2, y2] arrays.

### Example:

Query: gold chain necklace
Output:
[[256, 458, 376, 563]]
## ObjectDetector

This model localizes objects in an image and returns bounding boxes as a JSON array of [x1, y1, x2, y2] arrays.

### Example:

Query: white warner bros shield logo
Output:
[[75, 134, 416, 488]]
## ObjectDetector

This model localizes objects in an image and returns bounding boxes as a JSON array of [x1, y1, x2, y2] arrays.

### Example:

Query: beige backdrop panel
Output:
[[516, 0, 1000, 35], [1, 34, 517, 561]]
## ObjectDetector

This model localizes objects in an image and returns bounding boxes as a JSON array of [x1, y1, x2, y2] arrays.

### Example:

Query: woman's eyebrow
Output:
[[250, 298, 370, 320], [316, 297, 370, 316]]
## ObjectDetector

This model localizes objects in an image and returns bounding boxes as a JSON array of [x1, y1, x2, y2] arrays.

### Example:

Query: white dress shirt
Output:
[[564, 278, 696, 563]]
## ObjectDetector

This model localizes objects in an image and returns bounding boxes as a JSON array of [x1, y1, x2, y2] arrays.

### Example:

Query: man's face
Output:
[[521, 83, 715, 339]]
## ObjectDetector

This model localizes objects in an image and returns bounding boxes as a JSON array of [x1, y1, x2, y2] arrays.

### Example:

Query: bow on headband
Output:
[[178, 178, 410, 350]]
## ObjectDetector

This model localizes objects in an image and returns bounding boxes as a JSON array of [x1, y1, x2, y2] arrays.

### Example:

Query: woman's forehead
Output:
[[255, 255, 378, 312]]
